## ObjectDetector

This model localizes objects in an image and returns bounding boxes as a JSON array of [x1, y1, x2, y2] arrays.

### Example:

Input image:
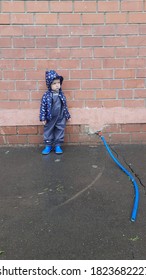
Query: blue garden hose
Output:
[[97, 132, 139, 222]]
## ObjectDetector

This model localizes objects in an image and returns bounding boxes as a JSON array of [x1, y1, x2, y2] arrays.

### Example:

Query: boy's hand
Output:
[[42, 120, 47, 125]]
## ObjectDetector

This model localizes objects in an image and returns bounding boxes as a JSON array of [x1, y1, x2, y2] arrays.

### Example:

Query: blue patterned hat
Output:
[[45, 70, 63, 89]]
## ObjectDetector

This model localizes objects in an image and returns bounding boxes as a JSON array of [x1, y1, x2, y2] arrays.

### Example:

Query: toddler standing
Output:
[[40, 70, 71, 155]]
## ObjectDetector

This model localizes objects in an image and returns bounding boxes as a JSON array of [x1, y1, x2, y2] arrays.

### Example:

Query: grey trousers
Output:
[[44, 96, 66, 146]]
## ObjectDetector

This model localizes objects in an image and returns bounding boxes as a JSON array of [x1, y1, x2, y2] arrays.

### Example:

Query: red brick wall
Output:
[[0, 0, 146, 145]]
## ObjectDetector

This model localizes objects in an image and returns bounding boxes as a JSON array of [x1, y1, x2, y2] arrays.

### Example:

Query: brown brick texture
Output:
[[0, 0, 146, 145]]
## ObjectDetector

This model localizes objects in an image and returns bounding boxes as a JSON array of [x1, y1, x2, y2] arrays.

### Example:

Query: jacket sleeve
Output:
[[40, 95, 47, 121]]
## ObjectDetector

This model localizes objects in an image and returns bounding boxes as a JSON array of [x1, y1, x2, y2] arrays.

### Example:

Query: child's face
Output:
[[51, 79, 61, 91]]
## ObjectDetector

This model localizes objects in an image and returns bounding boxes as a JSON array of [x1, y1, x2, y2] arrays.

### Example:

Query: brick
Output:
[[124, 100, 144, 107], [92, 69, 113, 79], [124, 79, 145, 89], [26, 1, 49, 12], [106, 13, 127, 24], [2, 1, 24, 12], [69, 134, 80, 143], [65, 125, 80, 134], [1, 49, 24, 59], [115, 69, 135, 79], [81, 59, 101, 69], [0, 59, 13, 70], [94, 47, 114, 58], [125, 58, 145, 68], [96, 89, 116, 99], [24, 26, 46, 36], [58, 37, 80, 47], [17, 126, 38, 135], [0, 136, 5, 145], [116, 47, 138, 57], [0, 26, 23, 36], [14, 60, 35, 70], [31, 91, 43, 100], [68, 100, 85, 108], [19, 101, 40, 110], [26, 70, 44, 80], [82, 36, 103, 47], [59, 59, 80, 69], [127, 36, 146, 46], [78, 134, 91, 144], [0, 126, 17, 135], [103, 124, 121, 133], [0, 92, 8, 100], [139, 25, 146, 34], [38, 125, 44, 135], [0, 101, 20, 109], [70, 26, 91, 36], [4, 70, 25, 80], [25, 49, 48, 59], [110, 133, 131, 144], [36, 60, 58, 71], [28, 135, 43, 144], [7, 135, 28, 144], [116, 24, 138, 35], [102, 100, 123, 107], [103, 58, 124, 68], [74, 1, 97, 12], [11, 14, 33, 25], [13, 38, 35, 48], [93, 26, 115, 37], [141, 124, 146, 132], [0, 81, 15, 90], [129, 13, 146, 23], [8, 91, 29, 100], [121, 1, 143, 12], [36, 38, 57, 48], [82, 80, 101, 89], [0, 14, 10, 24], [50, 1, 72, 12], [64, 134, 69, 143], [16, 81, 36, 90], [82, 14, 104, 25], [74, 90, 95, 100], [59, 14, 81, 25], [134, 89, 146, 98], [70, 70, 91, 79], [139, 48, 146, 57], [35, 14, 57, 25], [47, 26, 69, 36], [48, 49, 70, 59], [98, 1, 119, 12], [0, 38, 11, 47], [104, 36, 126, 47], [71, 48, 92, 58], [131, 133, 146, 143], [63, 80, 80, 90], [118, 90, 133, 99], [103, 80, 123, 89], [85, 100, 102, 108], [121, 124, 141, 133], [63, 90, 74, 101]]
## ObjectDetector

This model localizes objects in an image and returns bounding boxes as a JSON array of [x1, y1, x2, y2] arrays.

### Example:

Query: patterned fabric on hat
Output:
[[45, 70, 63, 89]]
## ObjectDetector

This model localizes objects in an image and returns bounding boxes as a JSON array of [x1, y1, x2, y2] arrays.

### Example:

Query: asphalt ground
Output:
[[0, 144, 146, 260]]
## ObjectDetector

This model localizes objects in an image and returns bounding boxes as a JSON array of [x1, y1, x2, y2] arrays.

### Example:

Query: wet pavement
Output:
[[0, 144, 146, 260]]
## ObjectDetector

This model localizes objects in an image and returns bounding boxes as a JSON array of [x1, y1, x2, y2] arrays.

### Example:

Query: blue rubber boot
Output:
[[42, 146, 52, 155], [55, 145, 63, 154]]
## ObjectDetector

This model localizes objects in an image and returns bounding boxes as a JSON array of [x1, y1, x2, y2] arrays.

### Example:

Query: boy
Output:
[[40, 70, 71, 155]]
